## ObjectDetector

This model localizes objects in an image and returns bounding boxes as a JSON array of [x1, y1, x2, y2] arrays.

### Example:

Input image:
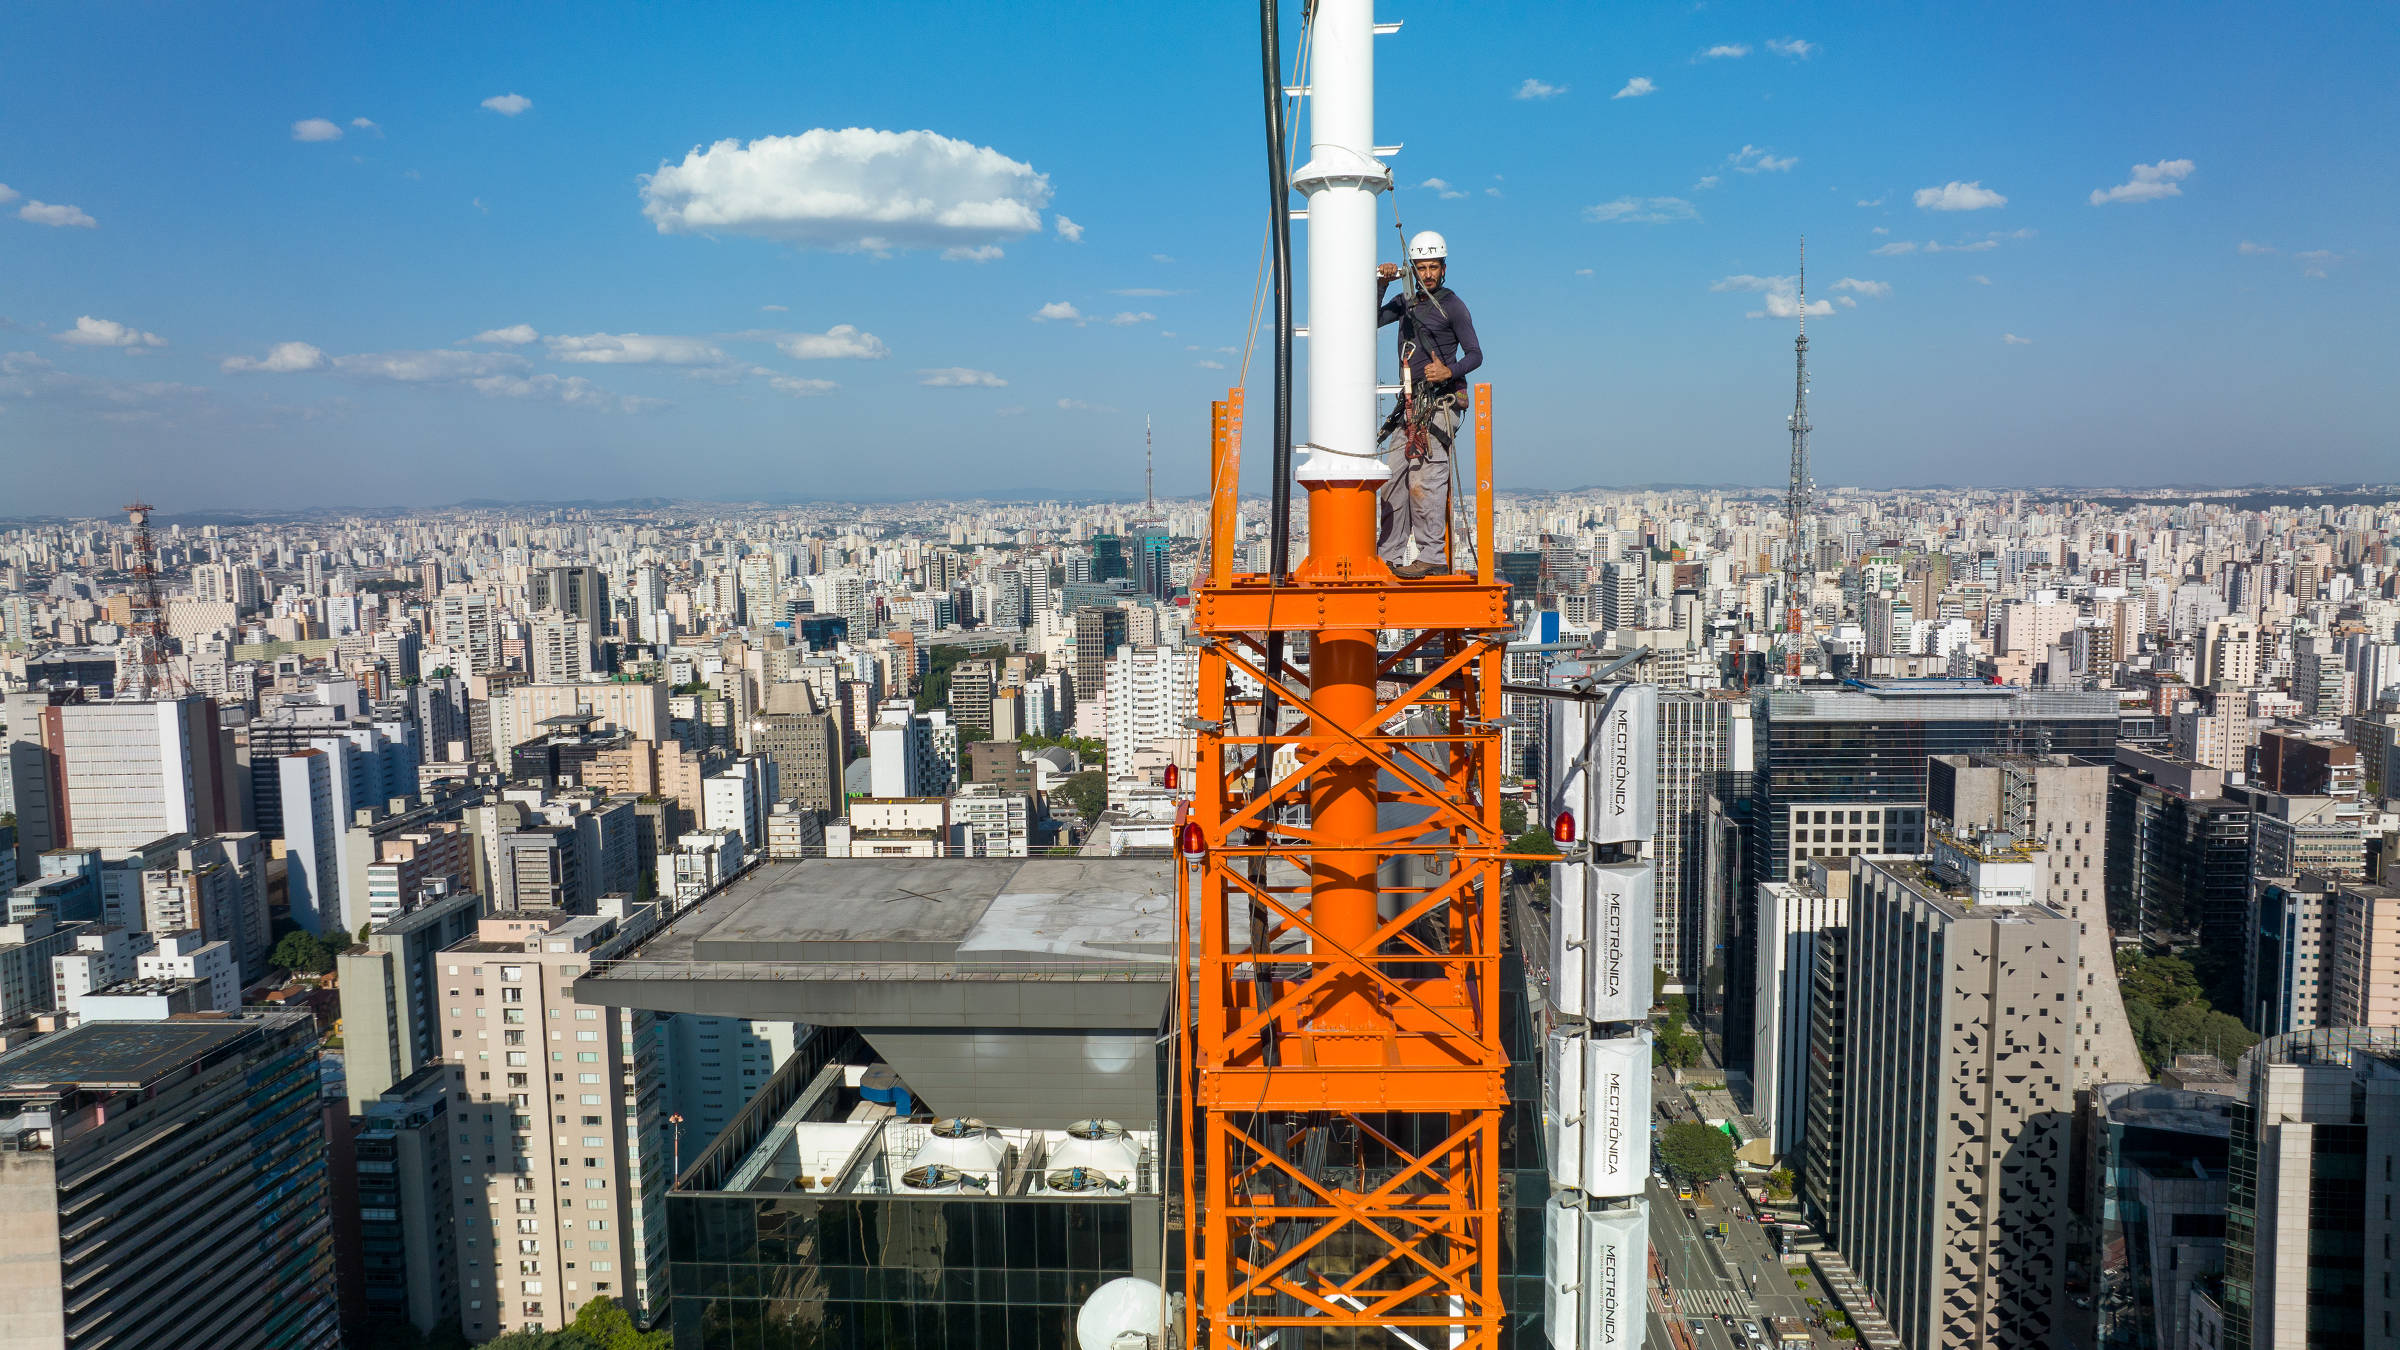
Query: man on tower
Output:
[[1374, 230, 1482, 577]]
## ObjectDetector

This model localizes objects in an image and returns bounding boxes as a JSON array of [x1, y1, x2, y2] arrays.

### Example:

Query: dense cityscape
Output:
[[7, 0, 2396, 1346], [1, 476, 2396, 1349]]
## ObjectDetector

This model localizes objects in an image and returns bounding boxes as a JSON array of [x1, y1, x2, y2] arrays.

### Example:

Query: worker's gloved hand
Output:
[[1377, 263, 1400, 280]]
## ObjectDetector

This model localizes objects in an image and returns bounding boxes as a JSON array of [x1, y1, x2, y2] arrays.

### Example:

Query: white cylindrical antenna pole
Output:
[[1291, 0, 1391, 483]]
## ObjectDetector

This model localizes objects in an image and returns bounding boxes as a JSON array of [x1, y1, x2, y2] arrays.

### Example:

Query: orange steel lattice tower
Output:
[[1180, 383, 1513, 1347]]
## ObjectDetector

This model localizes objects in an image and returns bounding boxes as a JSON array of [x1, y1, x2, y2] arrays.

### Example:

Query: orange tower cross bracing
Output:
[[1180, 383, 1512, 1347]]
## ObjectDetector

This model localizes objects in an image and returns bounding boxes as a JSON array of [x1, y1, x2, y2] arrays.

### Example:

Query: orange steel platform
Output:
[[1179, 383, 1513, 1347]]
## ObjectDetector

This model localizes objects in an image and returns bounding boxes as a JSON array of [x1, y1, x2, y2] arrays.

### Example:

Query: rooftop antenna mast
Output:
[[1145, 414, 1155, 517], [1783, 237, 1812, 681], [123, 500, 175, 701]]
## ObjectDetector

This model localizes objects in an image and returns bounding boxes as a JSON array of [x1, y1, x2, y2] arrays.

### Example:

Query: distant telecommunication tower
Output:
[[1783, 238, 1813, 680], [1144, 414, 1155, 517], [123, 500, 176, 700]]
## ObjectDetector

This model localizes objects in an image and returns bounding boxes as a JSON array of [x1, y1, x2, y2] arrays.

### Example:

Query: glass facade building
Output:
[[1728, 682, 2119, 1071], [663, 953, 1559, 1349], [2105, 754, 2254, 948]]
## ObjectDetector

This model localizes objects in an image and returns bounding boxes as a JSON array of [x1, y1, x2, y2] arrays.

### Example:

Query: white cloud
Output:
[[545, 333, 727, 365], [1711, 275, 1833, 318], [1925, 239, 1997, 253], [918, 367, 1006, 387], [334, 349, 527, 382], [481, 93, 532, 116], [1830, 277, 1891, 298], [473, 323, 541, 346], [1856, 196, 1885, 207], [1699, 44, 1750, 59], [55, 316, 165, 348], [1766, 37, 1817, 58], [1836, 296, 1857, 308], [1031, 301, 1085, 325], [222, 341, 328, 373], [0, 184, 15, 203], [468, 372, 662, 413], [2089, 158, 2194, 206], [2003, 333, 2032, 345], [1585, 196, 1698, 224], [1484, 186, 1503, 198], [1195, 359, 1225, 370], [1515, 78, 1567, 100], [1420, 177, 1467, 200], [292, 118, 343, 142], [2295, 248, 2344, 279], [766, 375, 839, 397], [1871, 226, 1889, 235], [1969, 274, 1992, 284], [1612, 77, 1657, 100], [1574, 267, 1595, 276], [1105, 311, 1155, 326], [350, 117, 380, 134], [761, 303, 789, 311], [639, 128, 1052, 256], [776, 324, 889, 360], [1914, 180, 2007, 211], [1054, 214, 1083, 242], [1692, 175, 1721, 190], [20, 201, 97, 228], [2237, 241, 2276, 256], [1057, 398, 1116, 412], [942, 244, 1003, 263], [1730, 144, 1797, 174], [1871, 240, 1919, 256], [1150, 253, 1174, 263]]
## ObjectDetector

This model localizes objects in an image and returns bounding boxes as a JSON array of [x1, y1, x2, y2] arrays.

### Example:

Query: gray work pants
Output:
[[1377, 398, 1462, 566]]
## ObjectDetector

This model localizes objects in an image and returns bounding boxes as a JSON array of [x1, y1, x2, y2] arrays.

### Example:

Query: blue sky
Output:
[[4, 1, 2394, 515]]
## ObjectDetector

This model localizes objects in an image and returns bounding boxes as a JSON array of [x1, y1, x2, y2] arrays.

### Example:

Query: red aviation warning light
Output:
[[1163, 763, 1180, 791], [1553, 809, 1577, 846], [1177, 820, 1205, 859]]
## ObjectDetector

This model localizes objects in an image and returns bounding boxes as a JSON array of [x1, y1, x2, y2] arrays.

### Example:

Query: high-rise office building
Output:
[[1658, 691, 1751, 986], [1799, 923, 1850, 1241], [1930, 752, 2146, 1086], [9, 695, 238, 851], [338, 886, 486, 1112], [531, 565, 610, 638], [0, 1011, 339, 1349], [2221, 1027, 2400, 1350], [1731, 680, 2116, 1071], [755, 683, 845, 820], [1752, 860, 1848, 1157], [1839, 844, 2078, 1350], [438, 908, 674, 1338], [1071, 606, 1129, 703], [2245, 875, 2333, 1037], [2084, 1084, 2235, 1350], [2107, 747, 2255, 950], [355, 1064, 462, 1340]]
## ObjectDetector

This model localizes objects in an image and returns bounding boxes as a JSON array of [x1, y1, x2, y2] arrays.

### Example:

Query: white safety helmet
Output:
[[1408, 230, 1449, 262]]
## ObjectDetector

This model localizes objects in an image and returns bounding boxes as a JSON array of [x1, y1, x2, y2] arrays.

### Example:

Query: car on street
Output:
[[1688, 1319, 1708, 1338]]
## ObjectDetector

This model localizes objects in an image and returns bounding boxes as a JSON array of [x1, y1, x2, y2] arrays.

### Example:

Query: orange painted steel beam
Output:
[[1180, 386, 1513, 1348]]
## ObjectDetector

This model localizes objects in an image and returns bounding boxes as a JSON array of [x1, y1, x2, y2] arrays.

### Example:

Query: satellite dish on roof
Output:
[[1076, 1277, 1167, 1350]]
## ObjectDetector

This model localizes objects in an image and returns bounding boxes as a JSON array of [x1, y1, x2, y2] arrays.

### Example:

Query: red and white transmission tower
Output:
[[121, 500, 178, 700]]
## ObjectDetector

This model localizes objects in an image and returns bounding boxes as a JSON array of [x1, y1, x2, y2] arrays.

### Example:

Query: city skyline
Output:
[[6, 0, 2396, 514]]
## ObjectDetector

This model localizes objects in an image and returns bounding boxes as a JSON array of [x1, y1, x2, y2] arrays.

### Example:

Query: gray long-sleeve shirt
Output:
[[1376, 279, 1483, 388]]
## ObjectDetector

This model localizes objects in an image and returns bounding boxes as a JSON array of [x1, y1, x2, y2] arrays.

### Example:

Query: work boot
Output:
[[1391, 559, 1438, 579]]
